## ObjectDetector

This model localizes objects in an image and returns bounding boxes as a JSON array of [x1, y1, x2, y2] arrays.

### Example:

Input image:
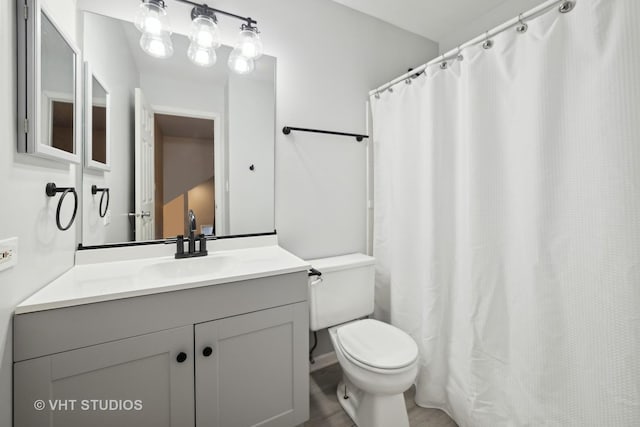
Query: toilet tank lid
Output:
[[307, 253, 375, 273]]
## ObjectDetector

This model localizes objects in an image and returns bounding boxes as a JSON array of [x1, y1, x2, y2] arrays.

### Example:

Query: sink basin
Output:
[[140, 255, 235, 283]]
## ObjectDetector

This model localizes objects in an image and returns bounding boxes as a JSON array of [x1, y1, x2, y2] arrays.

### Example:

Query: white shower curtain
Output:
[[371, 0, 640, 425]]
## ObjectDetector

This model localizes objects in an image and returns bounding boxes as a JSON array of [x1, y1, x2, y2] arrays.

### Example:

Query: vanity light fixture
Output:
[[227, 48, 255, 75], [232, 22, 263, 60], [187, 5, 220, 67], [135, 0, 174, 58], [134, 0, 263, 74], [227, 22, 262, 74]]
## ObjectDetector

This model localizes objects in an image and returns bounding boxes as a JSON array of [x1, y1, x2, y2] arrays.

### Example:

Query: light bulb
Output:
[[140, 31, 173, 58], [188, 43, 217, 67], [189, 15, 220, 49], [234, 25, 263, 60], [227, 49, 255, 75], [135, 1, 169, 36], [144, 15, 161, 35]]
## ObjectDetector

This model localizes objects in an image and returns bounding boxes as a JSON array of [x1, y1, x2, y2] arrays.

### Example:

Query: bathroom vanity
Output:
[[13, 1, 304, 425], [13, 240, 310, 427]]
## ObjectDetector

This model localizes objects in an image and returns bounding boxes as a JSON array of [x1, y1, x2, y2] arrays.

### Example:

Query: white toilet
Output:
[[308, 254, 419, 427]]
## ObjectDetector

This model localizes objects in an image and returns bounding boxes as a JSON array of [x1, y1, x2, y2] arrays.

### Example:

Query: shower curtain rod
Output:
[[370, 0, 575, 96]]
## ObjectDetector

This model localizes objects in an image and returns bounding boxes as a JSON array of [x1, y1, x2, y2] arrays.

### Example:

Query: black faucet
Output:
[[175, 210, 208, 259], [188, 210, 197, 253]]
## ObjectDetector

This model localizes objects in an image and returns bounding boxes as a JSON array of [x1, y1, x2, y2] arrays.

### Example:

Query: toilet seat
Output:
[[336, 319, 418, 370]]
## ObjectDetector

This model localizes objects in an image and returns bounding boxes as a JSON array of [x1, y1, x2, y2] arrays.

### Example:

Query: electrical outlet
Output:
[[103, 209, 112, 226], [0, 237, 18, 272]]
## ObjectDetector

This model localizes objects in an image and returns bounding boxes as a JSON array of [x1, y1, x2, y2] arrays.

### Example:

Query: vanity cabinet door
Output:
[[14, 326, 194, 427], [195, 302, 309, 427]]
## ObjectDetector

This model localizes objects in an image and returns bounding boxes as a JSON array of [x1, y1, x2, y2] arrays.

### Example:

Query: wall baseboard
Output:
[[309, 351, 338, 372]]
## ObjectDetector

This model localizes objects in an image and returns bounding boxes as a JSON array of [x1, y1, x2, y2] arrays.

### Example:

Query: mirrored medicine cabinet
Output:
[[17, 0, 82, 163], [84, 65, 111, 171]]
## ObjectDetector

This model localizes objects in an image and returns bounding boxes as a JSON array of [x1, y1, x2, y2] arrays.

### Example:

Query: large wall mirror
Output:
[[80, 10, 276, 247], [17, 0, 82, 163]]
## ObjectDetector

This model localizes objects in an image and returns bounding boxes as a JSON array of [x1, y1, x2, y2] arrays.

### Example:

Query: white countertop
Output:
[[16, 245, 310, 314]]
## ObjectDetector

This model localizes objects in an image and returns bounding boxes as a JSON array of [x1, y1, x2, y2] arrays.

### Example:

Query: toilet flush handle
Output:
[[308, 268, 323, 286]]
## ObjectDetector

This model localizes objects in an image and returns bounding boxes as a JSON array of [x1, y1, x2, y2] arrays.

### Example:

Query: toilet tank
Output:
[[307, 253, 375, 331]]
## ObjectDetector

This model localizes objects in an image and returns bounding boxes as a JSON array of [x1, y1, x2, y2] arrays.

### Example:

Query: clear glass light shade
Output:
[[135, 1, 169, 35], [140, 31, 174, 59], [189, 15, 221, 49], [227, 49, 255, 75], [235, 28, 263, 60], [188, 43, 217, 67]]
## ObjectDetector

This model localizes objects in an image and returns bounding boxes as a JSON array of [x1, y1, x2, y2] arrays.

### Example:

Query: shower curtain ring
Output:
[[482, 31, 494, 49], [516, 13, 528, 33], [439, 54, 448, 70], [457, 46, 464, 61], [559, 1, 575, 13], [374, 91, 380, 99]]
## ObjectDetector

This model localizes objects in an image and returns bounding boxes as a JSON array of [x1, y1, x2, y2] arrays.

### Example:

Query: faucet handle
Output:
[[199, 234, 208, 255], [188, 209, 197, 232], [175, 235, 185, 257]]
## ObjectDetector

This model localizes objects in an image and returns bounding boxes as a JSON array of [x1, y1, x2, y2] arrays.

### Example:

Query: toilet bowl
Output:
[[329, 319, 419, 427], [307, 254, 420, 427]]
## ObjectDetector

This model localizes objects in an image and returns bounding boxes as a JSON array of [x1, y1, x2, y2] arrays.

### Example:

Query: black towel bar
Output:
[[91, 185, 110, 218], [45, 182, 78, 231], [283, 126, 369, 142]]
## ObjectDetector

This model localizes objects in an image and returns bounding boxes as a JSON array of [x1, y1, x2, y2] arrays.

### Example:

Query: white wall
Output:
[[260, 0, 439, 259], [228, 75, 275, 235], [141, 74, 225, 116], [81, 12, 140, 245], [163, 136, 215, 203], [0, 0, 78, 424], [438, 0, 545, 53]]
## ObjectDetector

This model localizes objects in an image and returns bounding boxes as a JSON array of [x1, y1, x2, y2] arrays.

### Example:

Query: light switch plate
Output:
[[0, 237, 18, 272]]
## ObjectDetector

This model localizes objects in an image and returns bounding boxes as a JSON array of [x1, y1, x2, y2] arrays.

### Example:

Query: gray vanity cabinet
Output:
[[14, 326, 194, 427], [13, 272, 310, 427], [195, 303, 308, 427]]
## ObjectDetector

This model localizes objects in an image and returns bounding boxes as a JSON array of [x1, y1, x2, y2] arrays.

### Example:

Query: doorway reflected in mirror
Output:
[[154, 113, 215, 240]]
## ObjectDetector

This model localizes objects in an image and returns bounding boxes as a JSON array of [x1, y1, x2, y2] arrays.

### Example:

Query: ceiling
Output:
[[155, 114, 215, 140], [331, 0, 512, 41]]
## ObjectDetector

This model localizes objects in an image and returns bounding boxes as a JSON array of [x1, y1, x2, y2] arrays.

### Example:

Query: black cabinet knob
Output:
[[176, 352, 187, 363], [202, 346, 213, 357]]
